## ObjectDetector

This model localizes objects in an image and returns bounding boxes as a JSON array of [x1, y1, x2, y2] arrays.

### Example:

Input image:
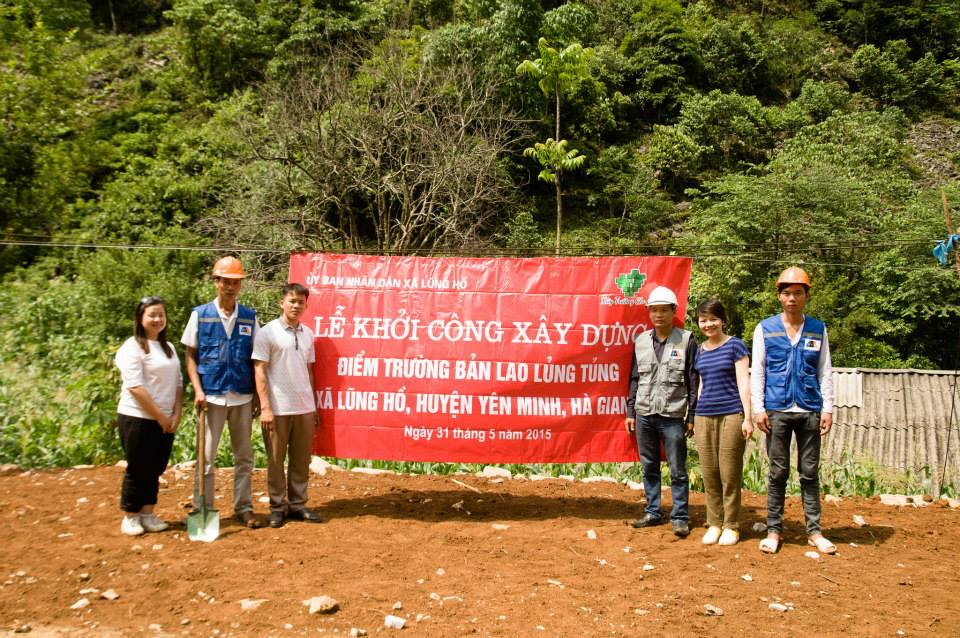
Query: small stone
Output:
[[78, 573, 90, 581], [284, 624, 293, 630], [151, 544, 163, 551], [586, 529, 597, 540], [350, 629, 367, 637], [240, 598, 268, 611], [309, 457, 340, 476], [101, 589, 119, 601], [76, 497, 88, 505], [451, 500, 464, 511], [642, 564, 655, 571], [849, 542, 859, 548], [15, 570, 27, 577], [115, 460, 128, 469], [351, 467, 395, 475], [435, 568, 445, 576], [633, 608, 649, 616], [392, 601, 403, 610], [852, 514, 868, 527], [70, 598, 90, 610], [741, 574, 753, 582], [805, 551, 820, 560], [79, 588, 99, 595], [13, 623, 31, 633], [824, 494, 842, 505], [476, 466, 511, 479], [625, 480, 644, 491], [415, 614, 429, 622], [491, 523, 510, 531], [752, 522, 766, 532], [769, 603, 789, 612], [791, 581, 802, 586], [429, 592, 442, 601], [384, 614, 406, 629], [305, 595, 339, 614], [181, 619, 190, 626], [258, 496, 270, 504], [704, 604, 724, 616]]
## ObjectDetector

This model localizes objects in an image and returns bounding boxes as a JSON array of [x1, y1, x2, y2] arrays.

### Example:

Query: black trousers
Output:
[[117, 413, 174, 512]]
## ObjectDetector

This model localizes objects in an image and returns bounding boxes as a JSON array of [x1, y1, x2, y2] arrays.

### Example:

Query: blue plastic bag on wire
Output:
[[933, 234, 960, 266]]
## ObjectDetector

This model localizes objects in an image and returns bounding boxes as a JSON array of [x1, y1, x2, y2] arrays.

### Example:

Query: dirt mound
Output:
[[1, 465, 957, 637]]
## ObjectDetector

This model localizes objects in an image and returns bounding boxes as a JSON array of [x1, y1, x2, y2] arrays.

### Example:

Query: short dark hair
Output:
[[695, 299, 727, 323], [776, 282, 810, 294], [282, 282, 309, 299]]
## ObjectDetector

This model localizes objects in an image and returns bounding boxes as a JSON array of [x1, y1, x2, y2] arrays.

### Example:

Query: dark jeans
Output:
[[117, 413, 174, 513], [636, 415, 689, 522], [765, 411, 822, 536]]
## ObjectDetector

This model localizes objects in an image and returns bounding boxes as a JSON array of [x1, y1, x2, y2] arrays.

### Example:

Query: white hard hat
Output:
[[647, 286, 678, 307]]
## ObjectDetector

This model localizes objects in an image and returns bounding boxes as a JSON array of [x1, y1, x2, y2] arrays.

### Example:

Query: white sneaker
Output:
[[139, 513, 169, 533], [718, 528, 740, 546], [121, 515, 145, 536], [701, 526, 722, 545]]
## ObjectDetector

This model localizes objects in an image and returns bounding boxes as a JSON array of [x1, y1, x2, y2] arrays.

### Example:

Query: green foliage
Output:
[[523, 138, 586, 184], [850, 40, 952, 112], [165, 0, 269, 92]]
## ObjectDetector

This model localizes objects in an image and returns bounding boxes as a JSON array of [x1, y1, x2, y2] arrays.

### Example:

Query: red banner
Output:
[[289, 254, 692, 463]]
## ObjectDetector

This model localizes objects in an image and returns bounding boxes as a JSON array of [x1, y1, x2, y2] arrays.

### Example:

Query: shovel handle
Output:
[[195, 405, 207, 514]]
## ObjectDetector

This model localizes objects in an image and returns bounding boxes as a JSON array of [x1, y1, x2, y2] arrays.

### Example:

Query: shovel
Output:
[[187, 405, 219, 542]]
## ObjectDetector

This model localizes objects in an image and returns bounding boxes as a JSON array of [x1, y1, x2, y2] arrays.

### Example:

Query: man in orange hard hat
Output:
[[181, 256, 263, 529], [750, 266, 835, 555]]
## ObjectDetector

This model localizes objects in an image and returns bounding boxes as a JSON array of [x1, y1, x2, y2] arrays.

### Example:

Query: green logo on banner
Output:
[[615, 269, 646, 298]]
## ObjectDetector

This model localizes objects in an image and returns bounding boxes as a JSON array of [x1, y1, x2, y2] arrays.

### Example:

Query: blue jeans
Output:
[[636, 415, 689, 522], [765, 411, 822, 536]]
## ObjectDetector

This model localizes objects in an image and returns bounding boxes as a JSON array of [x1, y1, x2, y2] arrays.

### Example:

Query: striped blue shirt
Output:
[[693, 337, 749, 416]]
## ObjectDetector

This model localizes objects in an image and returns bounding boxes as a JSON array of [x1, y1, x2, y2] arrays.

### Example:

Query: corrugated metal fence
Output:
[[827, 367, 960, 493]]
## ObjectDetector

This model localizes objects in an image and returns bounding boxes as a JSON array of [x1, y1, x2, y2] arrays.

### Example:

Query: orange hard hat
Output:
[[776, 266, 810, 289], [212, 256, 246, 279]]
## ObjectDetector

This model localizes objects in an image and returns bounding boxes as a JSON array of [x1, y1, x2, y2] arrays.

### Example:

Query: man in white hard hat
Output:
[[751, 266, 835, 555], [181, 256, 263, 529], [624, 285, 699, 537]]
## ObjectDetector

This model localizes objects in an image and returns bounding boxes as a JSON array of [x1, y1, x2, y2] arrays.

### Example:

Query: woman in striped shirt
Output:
[[693, 300, 753, 546]]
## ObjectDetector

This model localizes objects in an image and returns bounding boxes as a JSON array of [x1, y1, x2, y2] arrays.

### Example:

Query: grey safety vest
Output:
[[632, 328, 692, 418]]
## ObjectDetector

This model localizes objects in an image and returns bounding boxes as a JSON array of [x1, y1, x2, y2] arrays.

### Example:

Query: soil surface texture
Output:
[[1, 464, 958, 637]]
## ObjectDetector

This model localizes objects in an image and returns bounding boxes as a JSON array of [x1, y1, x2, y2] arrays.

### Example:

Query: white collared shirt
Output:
[[252, 317, 316, 415]]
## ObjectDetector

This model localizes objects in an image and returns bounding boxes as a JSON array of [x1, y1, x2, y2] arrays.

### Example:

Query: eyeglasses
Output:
[[138, 295, 165, 308]]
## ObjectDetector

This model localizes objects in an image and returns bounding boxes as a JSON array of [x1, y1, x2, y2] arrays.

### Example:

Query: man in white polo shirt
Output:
[[253, 282, 322, 528]]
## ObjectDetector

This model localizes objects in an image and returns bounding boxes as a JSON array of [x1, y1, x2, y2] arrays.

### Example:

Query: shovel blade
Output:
[[187, 508, 220, 543]]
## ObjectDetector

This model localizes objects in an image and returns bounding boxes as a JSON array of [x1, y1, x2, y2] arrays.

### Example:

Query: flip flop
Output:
[[758, 534, 781, 554], [808, 535, 837, 555]]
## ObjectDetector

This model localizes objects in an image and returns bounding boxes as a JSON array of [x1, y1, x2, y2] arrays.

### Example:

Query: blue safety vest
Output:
[[761, 315, 825, 412], [195, 302, 256, 395]]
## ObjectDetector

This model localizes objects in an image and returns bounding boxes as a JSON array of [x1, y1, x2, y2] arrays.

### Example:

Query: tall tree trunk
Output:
[[555, 88, 562, 255], [555, 175, 562, 256], [555, 90, 561, 141]]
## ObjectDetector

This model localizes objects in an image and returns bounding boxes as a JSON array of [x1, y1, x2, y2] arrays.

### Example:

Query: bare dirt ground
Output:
[[1, 464, 958, 638]]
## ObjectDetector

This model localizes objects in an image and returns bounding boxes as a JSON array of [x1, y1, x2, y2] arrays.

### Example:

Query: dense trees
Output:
[[0, 0, 958, 464]]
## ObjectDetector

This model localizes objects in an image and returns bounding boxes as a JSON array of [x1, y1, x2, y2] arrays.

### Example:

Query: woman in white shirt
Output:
[[114, 296, 183, 536]]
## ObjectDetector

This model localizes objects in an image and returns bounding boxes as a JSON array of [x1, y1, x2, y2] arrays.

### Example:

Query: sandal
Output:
[[808, 535, 837, 555], [758, 533, 781, 554]]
